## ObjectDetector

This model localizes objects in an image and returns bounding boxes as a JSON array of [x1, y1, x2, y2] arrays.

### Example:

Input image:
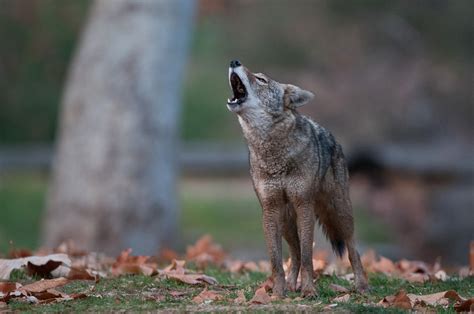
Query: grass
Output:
[[0, 172, 46, 252], [5, 270, 473, 312]]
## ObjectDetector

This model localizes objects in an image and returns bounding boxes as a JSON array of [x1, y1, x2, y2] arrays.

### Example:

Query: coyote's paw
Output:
[[300, 285, 317, 299]]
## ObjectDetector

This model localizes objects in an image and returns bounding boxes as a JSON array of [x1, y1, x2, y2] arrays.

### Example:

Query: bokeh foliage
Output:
[[1, 0, 472, 144]]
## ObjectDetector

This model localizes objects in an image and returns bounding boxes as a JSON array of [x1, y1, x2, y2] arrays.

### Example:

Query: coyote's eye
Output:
[[255, 75, 268, 84]]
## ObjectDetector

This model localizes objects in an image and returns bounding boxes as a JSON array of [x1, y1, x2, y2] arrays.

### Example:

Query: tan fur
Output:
[[227, 61, 369, 297]]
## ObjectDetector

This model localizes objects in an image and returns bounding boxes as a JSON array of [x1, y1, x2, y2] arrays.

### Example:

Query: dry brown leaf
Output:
[[379, 290, 413, 309], [407, 291, 450, 307], [0, 282, 20, 294], [329, 283, 349, 293], [34, 289, 68, 303], [55, 241, 88, 257], [454, 298, 474, 312], [333, 293, 350, 303], [226, 260, 244, 273], [250, 287, 271, 304], [258, 260, 271, 273], [20, 277, 69, 294], [192, 289, 222, 304], [403, 272, 429, 283], [169, 291, 186, 298], [111, 249, 157, 276], [258, 277, 273, 292], [67, 267, 96, 280], [27, 260, 63, 277], [233, 290, 246, 304], [313, 258, 326, 272], [380, 289, 468, 310], [186, 235, 226, 267], [162, 259, 186, 275], [372, 256, 396, 273], [165, 273, 218, 285], [0, 254, 71, 280], [434, 270, 448, 281], [157, 248, 179, 263], [8, 249, 32, 258], [193, 289, 222, 303]]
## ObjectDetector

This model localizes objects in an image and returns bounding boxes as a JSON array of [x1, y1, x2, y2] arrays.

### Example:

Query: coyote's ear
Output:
[[284, 84, 315, 109]]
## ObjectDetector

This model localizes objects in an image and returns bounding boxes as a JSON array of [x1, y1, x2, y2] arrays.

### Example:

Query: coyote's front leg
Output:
[[262, 208, 285, 297], [256, 183, 286, 297]]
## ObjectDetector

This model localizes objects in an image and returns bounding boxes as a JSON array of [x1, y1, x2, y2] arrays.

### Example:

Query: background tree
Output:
[[43, 0, 195, 254]]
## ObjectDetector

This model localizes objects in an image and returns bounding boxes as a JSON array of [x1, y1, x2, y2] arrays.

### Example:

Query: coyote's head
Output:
[[227, 60, 314, 116]]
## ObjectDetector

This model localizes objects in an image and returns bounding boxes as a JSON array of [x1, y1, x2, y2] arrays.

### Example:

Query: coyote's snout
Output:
[[227, 59, 314, 115], [227, 60, 368, 298]]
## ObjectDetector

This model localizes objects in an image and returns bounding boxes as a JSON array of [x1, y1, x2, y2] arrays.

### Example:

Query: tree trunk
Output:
[[43, 0, 195, 254]]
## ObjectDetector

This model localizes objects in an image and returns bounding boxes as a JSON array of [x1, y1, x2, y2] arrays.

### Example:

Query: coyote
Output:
[[226, 60, 368, 297]]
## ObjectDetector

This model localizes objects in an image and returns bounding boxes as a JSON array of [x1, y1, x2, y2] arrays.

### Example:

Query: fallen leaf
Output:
[[157, 248, 178, 262], [258, 277, 273, 292], [186, 235, 226, 267], [243, 261, 259, 272], [379, 290, 412, 309], [233, 290, 246, 304], [192, 289, 222, 304], [454, 298, 474, 312], [313, 258, 326, 272], [0, 254, 71, 280], [380, 289, 468, 310], [329, 283, 349, 293], [407, 291, 450, 307], [258, 260, 271, 273], [55, 240, 88, 257], [169, 291, 186, 298], [0, 282, 20, 294], [250, 287, 271, 304], [165, 273, 218, 285], [111, 249, 157, 276], [8, 249, 32, 258], [226, 260, 244, 273], [20, 277, 69, 293], [333, 293, 350, 303], [34, 289, 68, 303], [372, 256, 396, 273], [27, 260, 63, 277], [0, 301, 6, 309], [162, 259, 186, 275], [403, 272, 429, 283], [0, 282, 22, 302], [67, 267, 96, 280], [434, 270, 448, 281]]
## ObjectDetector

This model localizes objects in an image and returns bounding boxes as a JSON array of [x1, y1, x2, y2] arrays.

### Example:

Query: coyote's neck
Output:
[[238, 110, 297, 173]]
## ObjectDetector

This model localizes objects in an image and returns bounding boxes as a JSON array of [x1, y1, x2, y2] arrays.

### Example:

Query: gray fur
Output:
[[227, 62, 369, 297]]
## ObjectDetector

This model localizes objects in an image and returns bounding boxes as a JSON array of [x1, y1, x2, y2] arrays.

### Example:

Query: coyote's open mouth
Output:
[[228, 72, 247, 105]]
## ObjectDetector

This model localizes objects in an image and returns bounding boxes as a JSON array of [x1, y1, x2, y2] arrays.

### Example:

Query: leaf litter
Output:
[[0, 235, 472, 310]]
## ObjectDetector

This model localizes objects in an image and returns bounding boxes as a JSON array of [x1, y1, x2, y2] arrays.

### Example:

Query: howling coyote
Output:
[[226, 60, 368, 297]]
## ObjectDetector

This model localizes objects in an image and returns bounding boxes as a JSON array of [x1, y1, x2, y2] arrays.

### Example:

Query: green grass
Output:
[[4, 271, 473, 312], [0, 173, 47, 252]]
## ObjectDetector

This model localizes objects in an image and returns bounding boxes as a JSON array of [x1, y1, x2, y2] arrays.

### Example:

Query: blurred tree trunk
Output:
[[43, 0, 195, 254]]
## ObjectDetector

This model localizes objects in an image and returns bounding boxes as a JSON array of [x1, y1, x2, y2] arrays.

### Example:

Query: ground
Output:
[[4, 268, 473, 312]]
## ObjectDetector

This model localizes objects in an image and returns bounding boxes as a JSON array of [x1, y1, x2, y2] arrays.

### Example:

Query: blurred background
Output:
[[0, 0, 472, 265]]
